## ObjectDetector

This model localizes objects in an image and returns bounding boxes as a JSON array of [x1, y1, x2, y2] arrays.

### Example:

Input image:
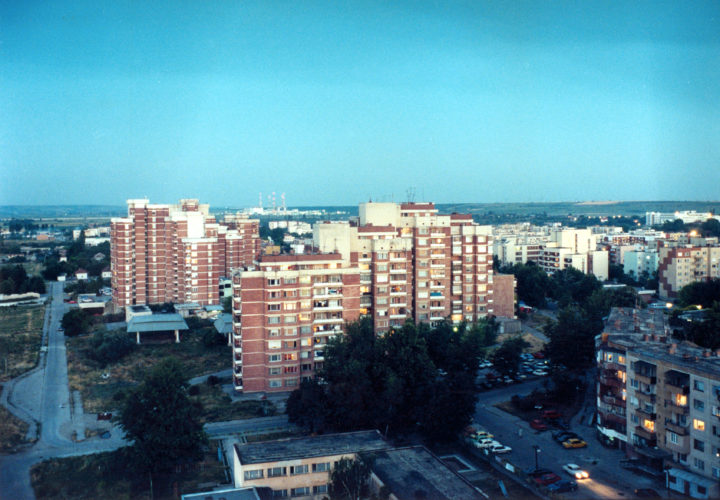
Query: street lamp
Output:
[[533, 445, 541, 471]]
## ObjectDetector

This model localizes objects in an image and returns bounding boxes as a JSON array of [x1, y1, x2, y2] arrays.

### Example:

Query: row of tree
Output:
[[654, 218, 720, 237], [287, 317, 498, 442], [0, 264, 46, 295]]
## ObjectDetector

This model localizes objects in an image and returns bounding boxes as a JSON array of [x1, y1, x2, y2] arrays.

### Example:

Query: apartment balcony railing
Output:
[[634, 425, 655, 441], [664, 419, 689, 436], [634, 373, 657, 386], [601, 394, 627, 408], [599, 375, 624, 389], [636, 391, 657, 405]]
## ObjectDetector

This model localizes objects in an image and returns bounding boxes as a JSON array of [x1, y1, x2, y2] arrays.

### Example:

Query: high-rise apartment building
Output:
[[596, 308, 720, 499], [232, 202, 494, 393], [111, 199, 259, 308], [230, 254, 360, 392], [658, 245, 720, 299]]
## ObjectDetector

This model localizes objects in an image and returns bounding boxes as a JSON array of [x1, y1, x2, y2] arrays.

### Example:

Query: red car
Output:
[[532, 352, 545, 359], [529, 470, 562, 486], [530, 419, 548, 431], [542, 409, 562, 419]]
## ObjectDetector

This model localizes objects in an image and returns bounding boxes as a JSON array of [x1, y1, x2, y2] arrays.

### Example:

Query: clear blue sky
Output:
[[2, 1, 719, 207]]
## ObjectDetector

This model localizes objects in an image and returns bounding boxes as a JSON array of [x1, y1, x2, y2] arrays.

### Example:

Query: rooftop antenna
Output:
[[406, 187, 416, 203], [281, 192, 286, 213]]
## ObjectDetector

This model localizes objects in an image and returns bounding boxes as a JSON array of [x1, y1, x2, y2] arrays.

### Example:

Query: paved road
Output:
[[474, 379, 668, 499], [0, 285, 292, 500]]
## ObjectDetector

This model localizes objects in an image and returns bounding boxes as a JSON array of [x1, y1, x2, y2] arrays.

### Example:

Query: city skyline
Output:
[[2, 1, 719, 206]]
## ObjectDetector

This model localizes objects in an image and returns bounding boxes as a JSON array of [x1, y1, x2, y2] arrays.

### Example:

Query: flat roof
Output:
[[127, 313, 189, 333], [181, 487, 264, 500], [235, 430, 387, 465], [367, 447, 483, 500]]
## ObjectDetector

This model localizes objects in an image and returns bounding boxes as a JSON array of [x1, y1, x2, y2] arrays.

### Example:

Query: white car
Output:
[[562, 463, 589, 479], [474, 438, 500, 449], [532, 369, 548, 376], [489, 443, 512, 454]]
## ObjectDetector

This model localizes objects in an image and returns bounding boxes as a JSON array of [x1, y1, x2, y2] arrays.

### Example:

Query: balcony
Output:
[[390, 256, 405, 262], [664, 419, 689, 436], [390, 277, 407, 284], [313, 316, 344, 324], [634, 425, 655, 441], [602, 394, 626, 408], [390, 313, 407, 319], [430, 305, 444, 310], [636, 391, 657, 404], [430, 315, 445, 321], [599, 375, 624, 389], [664, 399, 690, 414], [313, 290, 343, 299], [636, 408, 656, 421]]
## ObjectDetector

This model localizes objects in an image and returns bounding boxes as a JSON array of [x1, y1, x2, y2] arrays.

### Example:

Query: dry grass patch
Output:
[[190, 382, 276, 424], [66, 329, 234, 414], [0, 387, 31, 453], [496, 331, 545, 353], [0, 305, 45, 382]]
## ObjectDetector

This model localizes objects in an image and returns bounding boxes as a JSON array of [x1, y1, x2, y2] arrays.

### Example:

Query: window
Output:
[[269, 367, 281, 375], [272, 490, 288, 498], [312, 462, 330, 472], [313, 485, 328, 494], [675, 394, 687, 406], [713, 467, 720, 479], [669, 432, 679, 444], [698, 486, 707, 495], [290, 487, 310, 497], [244, 469, 263, 480], [285, 277, 297, 284], [630, 379, 639, 389], [268, 466, 286, 477], [269, 379, 282, 388], [643, 419, 655, 432], [284, 315, 296, 323], [268, 279, 279, 286], [268, 316, 281, 324], [268, 340, 281, 350], [269, 354, 281, 362], [694, 439, 705, 452], [694, 457, 705, 471], [693, 419, 706, 431], [694, 380, 705, 392], [694, 399, 705, 411], [290, 464, 308, 475]]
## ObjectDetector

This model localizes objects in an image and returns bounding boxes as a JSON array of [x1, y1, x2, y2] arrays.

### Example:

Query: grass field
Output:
[[66, 328, 236, 414], [0, 387, 31, 453], [0, 305, 45, 382], [31, 443, 228, 500]]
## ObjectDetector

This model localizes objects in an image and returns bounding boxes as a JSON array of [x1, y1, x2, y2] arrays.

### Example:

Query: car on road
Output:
[[547, 480, 578, 493], [532, 369, 549, 376], [532, 351, 545, 359], [562, 463, 589, 479], [473, 438, 498, 449], [474, 430, 494, 440], [530, 419, 548, 431], [562, 438, 587, 449]]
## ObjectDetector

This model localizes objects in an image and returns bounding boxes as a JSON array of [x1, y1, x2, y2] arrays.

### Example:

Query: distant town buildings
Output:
[[596, 308, 720, 499], [110, 199, 260, 308], [646, 211, 720, 227], [658, 243, 720, 299]]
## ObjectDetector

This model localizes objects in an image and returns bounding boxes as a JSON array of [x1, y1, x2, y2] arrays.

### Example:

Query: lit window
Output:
[[643, 419, 655, 432], [694, 419, 706, 431], [675, 394, 687, 406]]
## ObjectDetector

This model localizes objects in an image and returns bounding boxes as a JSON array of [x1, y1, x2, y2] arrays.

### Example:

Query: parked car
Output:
[[532, 351, 545, 359], [531, 471, 562, 486], [634, 488, 661, 498], [532, 369, 549, 376], [473, 438, 498, 449], [530, 419, 548, 431], [552, 431, 578, 442], [474, 431, 494, 440], [97, 412, 112, 421], [562, 463, 589, 479], [542, 409, 562, 419], [489, 443, 512, 454], [547, 480, 578, 493], [562, 438, 587, 449]]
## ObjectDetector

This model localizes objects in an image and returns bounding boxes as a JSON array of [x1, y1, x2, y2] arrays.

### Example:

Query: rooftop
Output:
[[235, 430, 388, 465], [127, 313, 189, 333], [366, 446, 483, 500]]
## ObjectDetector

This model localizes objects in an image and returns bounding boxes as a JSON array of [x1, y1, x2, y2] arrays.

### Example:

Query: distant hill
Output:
[[1, 201, 719, 220]]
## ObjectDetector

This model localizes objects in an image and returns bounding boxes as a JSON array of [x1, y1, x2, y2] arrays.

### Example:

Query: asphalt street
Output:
[[474, 379, 669, 499]]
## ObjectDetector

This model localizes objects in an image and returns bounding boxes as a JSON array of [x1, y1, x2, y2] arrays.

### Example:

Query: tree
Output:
[[503, 262, 550, 308], [118, 358, 207, 474], [545, 306, 597, 371], [87, 329, 136, 366], [286, 378, 328, 433], [491, 336, 528, 376], [61, 309, 93, 336], [678, 279, 720, 309], [329, 456, 372, 500]]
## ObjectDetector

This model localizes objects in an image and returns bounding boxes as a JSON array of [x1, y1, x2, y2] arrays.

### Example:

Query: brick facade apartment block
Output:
[[111, 199, 259, 308]]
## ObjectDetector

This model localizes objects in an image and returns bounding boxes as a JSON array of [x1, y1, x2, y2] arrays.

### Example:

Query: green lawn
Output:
[[0, 305, 45, 382]]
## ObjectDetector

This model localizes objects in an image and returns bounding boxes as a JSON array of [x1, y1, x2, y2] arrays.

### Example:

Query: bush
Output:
[[206, 375, 219, 386], [87, 330, 136, 367], [202, 329, 225, 347], [61, 309, 93, 337], [188, 385, 200, 396]]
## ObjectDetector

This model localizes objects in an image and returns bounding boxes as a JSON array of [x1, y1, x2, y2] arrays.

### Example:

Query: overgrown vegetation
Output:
[[31, 443, 227, 499], [0, 265, 45, 295], [66, 319, 232, 413], [671, 279, 720, 349], [61, 309, 98, 337], [0, 305, 45, 381], [42, 237, 110, 280], [0, 387, 31, 453], [287, 317, 497, 442]]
